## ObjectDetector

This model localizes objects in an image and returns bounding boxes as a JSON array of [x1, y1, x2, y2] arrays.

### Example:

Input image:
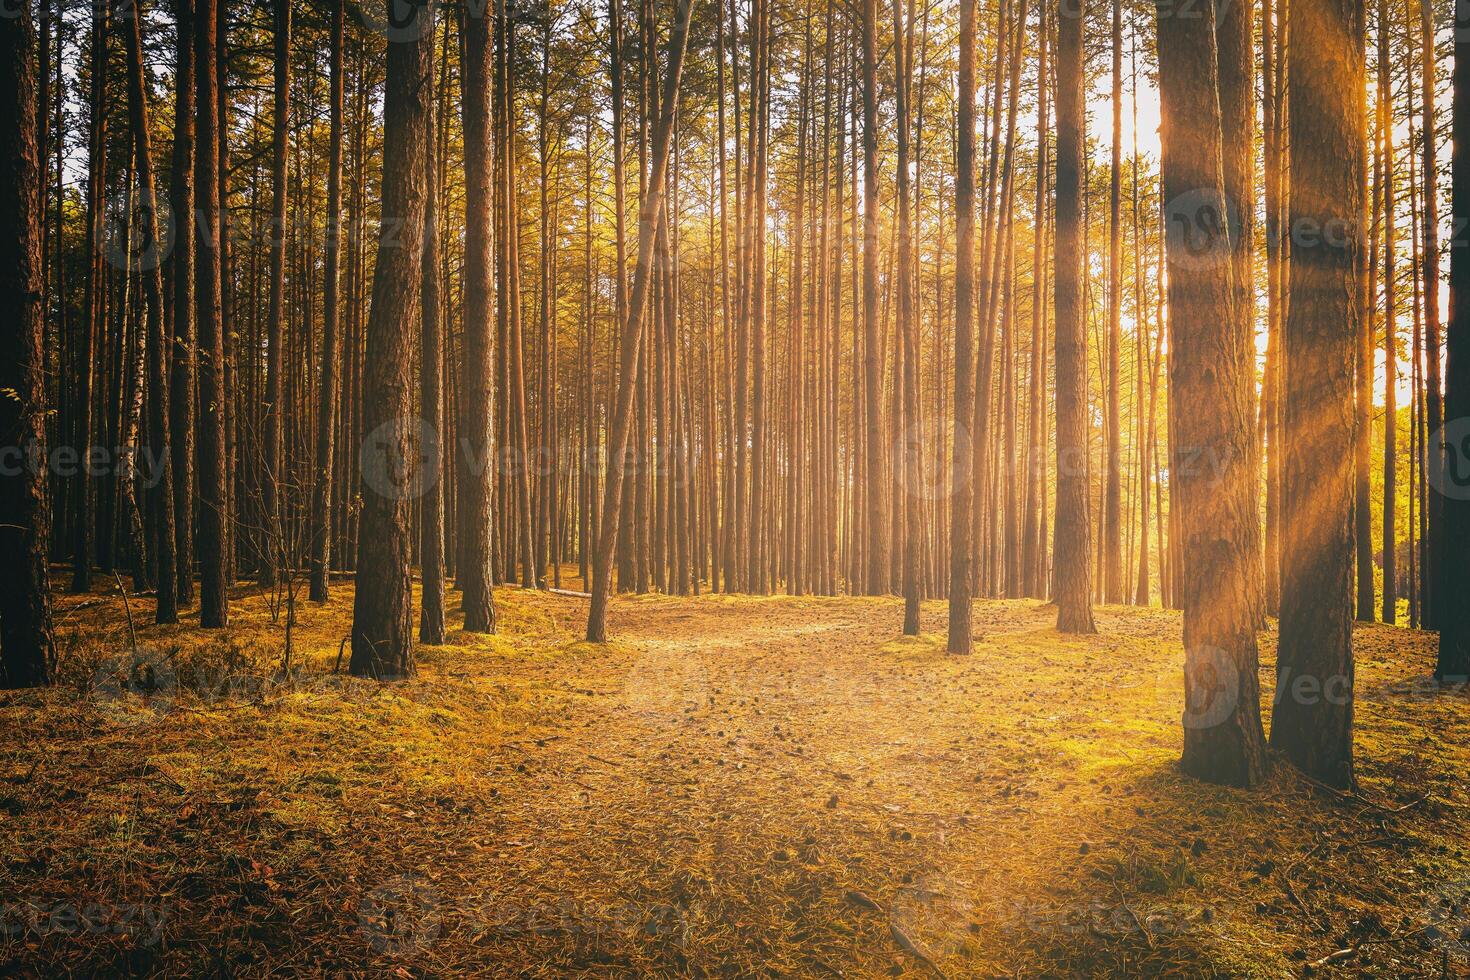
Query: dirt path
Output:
[[3, 585, 1469, 977]]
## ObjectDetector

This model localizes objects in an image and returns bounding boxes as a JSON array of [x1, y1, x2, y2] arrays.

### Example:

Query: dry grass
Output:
[[3, 575, 1470, 977]]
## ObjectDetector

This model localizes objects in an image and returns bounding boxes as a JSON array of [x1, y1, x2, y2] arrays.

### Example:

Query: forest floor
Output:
[[3, 575, 1470, 977]]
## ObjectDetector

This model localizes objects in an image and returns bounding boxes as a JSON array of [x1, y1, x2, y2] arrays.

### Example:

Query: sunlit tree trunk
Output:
[[946, 0, 977, 653], [457, 0, 496, 632], [1052, 0, 1094, 634], [1377, 0, 1397, 625], [1217, 0, 1263, 625], [891, 0, 919, 631], [586, 0, 698, 641], [1273, 0, 1362, 789], [1155, 0, 1269, 788], [419, 22, 445, 646], [1102, 0, 1123, 606], [860, 0, 887, 595], [350, 0, 434, 678]]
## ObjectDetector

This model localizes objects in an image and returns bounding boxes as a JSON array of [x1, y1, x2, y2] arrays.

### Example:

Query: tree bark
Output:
[[1420, 0, 1443, 629], [420, 27, 446, 647], [1103, 0, 1123, 606], [259, 0, 290, 588], [946, 0, 977, 653], [860, 0, 887, 595], [1052, 0, 1095, 634], [1273, 0, 1361, 789], [195, 0, 229, 627], [457, 0, 496, 632], [122, 0, 177, 624], [1216, 0, 1264, 625], [1155, 0, 1269, 788], [350, 0, 434, 678], [1377, 0, 1397, 625], [0, 0, 57, 687], [310, 0, 344, 604], [170, 0, 196, 606], [1438, 0, 1470, 677]]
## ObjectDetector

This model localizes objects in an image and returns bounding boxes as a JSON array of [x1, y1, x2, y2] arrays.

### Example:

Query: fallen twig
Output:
[[1305, 926, 1429, 971], [113, 571, 138, 657]]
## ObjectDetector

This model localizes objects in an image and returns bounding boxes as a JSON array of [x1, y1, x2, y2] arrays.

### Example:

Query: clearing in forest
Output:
[[1, 584, 1467, 977]]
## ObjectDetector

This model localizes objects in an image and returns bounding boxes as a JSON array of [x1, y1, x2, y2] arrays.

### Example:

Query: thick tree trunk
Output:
[[0, 0, 57, 687], [1155, 0, 1269, 789], [1217, 0, 1264, 625], [1052, 0, 1095, 634], [1420, 0, 1443, 629], [1261, 0, 1283, 617], [1273, 0, 1361, 790], [1438, 0, 1470, 677], [457, 0, 496, 632], [349, 0, 434, 678]]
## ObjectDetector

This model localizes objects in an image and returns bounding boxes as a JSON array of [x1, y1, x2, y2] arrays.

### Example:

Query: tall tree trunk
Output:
[[860, 0, 886, 595], [349, 0, 434, 678], [1419, 0, 1443, 629], [310, 0, 344, 604], [946, 0, 977, 653], [1378, 0, 1397, 624], [1102, 0, 1123, 606], [1217, 0, 1264, 625], [1273, 0, 1362, 790], [1052, 0, 1095, 634], [457, 0, 496, 632], [0, 0, 57, 687], [1155, 0, 1269, 788], [195, 0, 229, 627], [1438, 0, 1470, 677], [1356, 91, 1378, 622], [122, 0, 177, 624], [73, 0, 109, 595], [502, 10, 536, 591], [1261, 0, 1283, 617], [1023, 0, 1050, 603], [894, 0, 919, 633], [747, 0, 770, 595], [537, 19, 554, 589], [586, 0, 697, 642], [260, 0, 290, 588], [170, 0, 196, 606], [419, 27, 446, 647]]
